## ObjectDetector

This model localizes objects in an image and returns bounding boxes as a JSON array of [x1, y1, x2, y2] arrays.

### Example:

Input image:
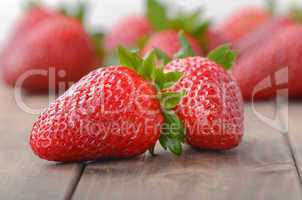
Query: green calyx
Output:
[[288, 4, 302, 23], [118, 46, 185, 156], [146, 0, 210, 40], [90, 31, 105, 61], [265, 0, 277, 16], [58, 1, 88, 23], [208, 44, 236, 70], [23, 0, 41, 10]]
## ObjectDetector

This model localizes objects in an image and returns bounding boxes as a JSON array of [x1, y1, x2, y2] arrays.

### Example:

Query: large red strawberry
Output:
[[105, 15, 153, 52], [164, 45, 244, 150], [233, 24, 302, 100], [141, 30, 202, 58], [216, 6, 270, 43], [234, 17, 293, 57], [30, 48, 185, 161], [1, 4, 101, 92]]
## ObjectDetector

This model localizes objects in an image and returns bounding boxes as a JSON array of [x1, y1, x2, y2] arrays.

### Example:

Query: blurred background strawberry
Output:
[[0, 0, 300, 98]]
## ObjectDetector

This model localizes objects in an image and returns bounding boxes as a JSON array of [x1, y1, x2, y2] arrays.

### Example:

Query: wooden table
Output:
[[0, 83, 301, 200]]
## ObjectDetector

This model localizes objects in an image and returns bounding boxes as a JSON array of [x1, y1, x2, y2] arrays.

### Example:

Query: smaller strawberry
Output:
[[160, 42, 244, 150], [216, 6, 270, 43], [104, 15, 153, 52], [30, 48, 186, 161]]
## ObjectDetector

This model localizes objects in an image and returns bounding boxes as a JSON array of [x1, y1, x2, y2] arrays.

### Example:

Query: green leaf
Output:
[[140, 51, 157, 80], [166, 136, 182, 156], [208, 44, 236, 70], [159, 131, 183, 156], [265, 0, 277, 15], [159, 110, 185, 155], [58, 1, 88, 23], [288, 4, 302, 23], [159, 91, 185, 110], [136, 36, 149, 50], [90, 31, 105, 60], [154, 48, 171, 65], [159, 113, 184, 156], [159, 134, 168, 149], [23, 0, 41, 11], [118, 46, 143, 71], [163, 110, 181, 125], [162, 111, 185, 141], [73, 1, 87, 23], [146, 0, 169, 31], [191, 20, 211, 38], [174, 31, 195, 59], [153, 68, 165, 89], [162, 71, 182, 89]]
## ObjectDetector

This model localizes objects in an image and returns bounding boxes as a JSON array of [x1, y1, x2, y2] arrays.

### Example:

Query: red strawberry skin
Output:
[[141, 30, 202, 58], [206, 29, 229, 52], [1, 16, 98, 91], [8, 7, 56, 41], [30, 66, 164, 161], [217, 7, 269, 43], [234, 17, 293, 57], [233, 25, 302, 100], [165, 57, 244, 150], [105, 15, 153, 51]]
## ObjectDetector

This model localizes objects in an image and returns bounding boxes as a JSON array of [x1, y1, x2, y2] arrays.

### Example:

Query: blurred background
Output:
[[0, 0, 296, 43]]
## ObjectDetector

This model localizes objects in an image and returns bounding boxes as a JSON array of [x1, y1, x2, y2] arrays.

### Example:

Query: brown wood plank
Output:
[[0, 84, 83, 200], [73, 102, 302, 200], [287, 102, 302, 180]]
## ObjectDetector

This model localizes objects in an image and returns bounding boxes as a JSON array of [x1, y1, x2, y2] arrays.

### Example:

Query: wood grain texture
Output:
[[287, 102, 302, 180], [0, 84, 83, 200], [73, 103, 302, 200]]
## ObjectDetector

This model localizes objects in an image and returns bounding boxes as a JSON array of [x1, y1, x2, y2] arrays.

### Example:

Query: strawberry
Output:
[[234, 17, 293, 57], [141, 30, 202, 58], [163, 44, 244, 150], [233, 25, 302, 99], [0, 3, 102, 92], [105, 15, 153, 52], [216, 6, 270, 43], [30, 48, 185, 161], [8, 6, 56, 41]]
